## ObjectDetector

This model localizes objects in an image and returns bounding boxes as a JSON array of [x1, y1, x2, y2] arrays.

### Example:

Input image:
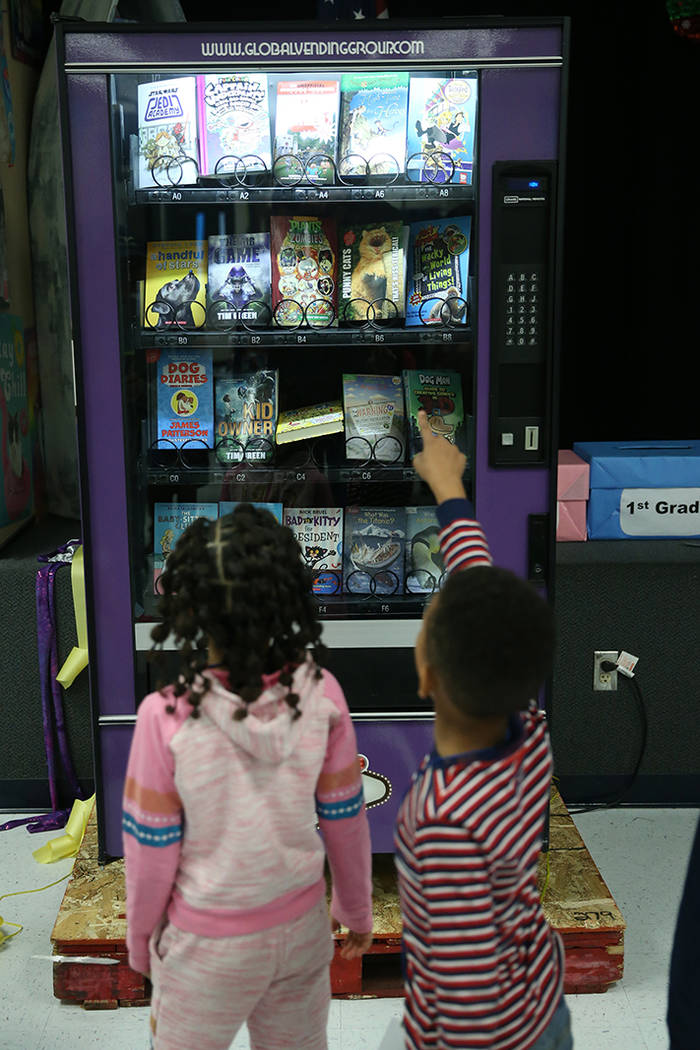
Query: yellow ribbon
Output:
[[32, 794, 95, 864], [56, 545, 89, 688]]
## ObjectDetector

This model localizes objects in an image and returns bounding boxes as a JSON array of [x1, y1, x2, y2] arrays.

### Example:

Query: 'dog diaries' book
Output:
[[339, 221, 408, 322], [153, 501, 218, 593], [270, 216, 337, 327], [403, 369, 467, 459], [405, 217, 470, 328], [207, 233, 271, 326], [214, 368, 278, 464], [406, 76, 477, 185], [338, 71, 409, 175], [144, 240, 208, 329], [284, 507, 343, 595], [343, 506, 406, 596], [137, 76, 198, 189], [197, 73, 271, 176], [156, 348, 213, 449], [273, 79, 340, 184], [342, 374, 404, 462]]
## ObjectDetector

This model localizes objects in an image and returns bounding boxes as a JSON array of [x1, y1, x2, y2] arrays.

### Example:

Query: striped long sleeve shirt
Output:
[[394, 498, 563, 1050]]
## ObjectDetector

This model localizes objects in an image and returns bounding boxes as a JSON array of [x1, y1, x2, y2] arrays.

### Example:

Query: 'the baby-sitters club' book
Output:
[[153, 501, 218, 593]]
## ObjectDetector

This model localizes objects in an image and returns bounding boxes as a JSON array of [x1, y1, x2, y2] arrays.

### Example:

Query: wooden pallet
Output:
[[51, 788, 624, 1006]]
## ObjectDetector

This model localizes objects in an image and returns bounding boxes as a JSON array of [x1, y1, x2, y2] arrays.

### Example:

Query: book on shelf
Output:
[[153, 501, 218, 593], [405, 75, 478, 185], [276, 401, 344, 444], [270, 215, 338, 328], [338, 71, 409, 176], [214, 367, 278, 464], [402, 369, 468, 459], [219, 501, 283, 523], [343, 506, 406, 596], [207, 233, 271, 327], [405, 506, 444, 594], [405, 217, 471, 327], [137, 76, 198, 189], [155, 347, 214, 449], [342, 374, 405, 462], [273, 79, 340, 184], [283, 507, 344, 595], [197, 72, 271, 176], [144, 240, 208, 329], [338, 220, 408, 322]]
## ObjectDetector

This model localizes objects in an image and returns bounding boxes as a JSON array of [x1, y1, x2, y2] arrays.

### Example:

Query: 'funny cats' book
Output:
[[339, 220, 408, 322]]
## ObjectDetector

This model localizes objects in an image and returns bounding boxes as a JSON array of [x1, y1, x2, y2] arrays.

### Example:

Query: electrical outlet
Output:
[[594, 651, 618, 691]]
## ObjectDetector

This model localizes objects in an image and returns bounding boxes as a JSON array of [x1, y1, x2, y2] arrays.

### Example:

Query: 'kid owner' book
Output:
[[137, 76, 198, 189], [197, 73, 271, 176], [214, 367, 278, 464]]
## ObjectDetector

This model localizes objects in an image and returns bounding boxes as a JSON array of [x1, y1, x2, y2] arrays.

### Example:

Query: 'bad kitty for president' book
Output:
[[156, 348, 213, 449], [405, 217, 471, 328], [270, 215, 337, 328], [207, 233, 271, 327], [405, 506, 444, 594], [338, 220, 408, 322], [342, 374, 405, 462], [214, 367, 278, 464], [197, 73, 271, 176], [144, 240, 208, 329], [137, 76, 198, 189], [343, 506, 406, 596], [406, 75, 477, 185], [273, 79, 340, 185], [338, 71, 409, 175], [403, 369, 468, 460], [283, 507, 343, 595], [153, 501, 218, 593]]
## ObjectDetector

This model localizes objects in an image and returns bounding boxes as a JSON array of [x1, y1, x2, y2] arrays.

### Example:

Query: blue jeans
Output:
[[528, 998, 573, 1050]]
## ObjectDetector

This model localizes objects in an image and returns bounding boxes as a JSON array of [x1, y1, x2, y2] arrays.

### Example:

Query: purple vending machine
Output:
[[55, 18, 568, 859]]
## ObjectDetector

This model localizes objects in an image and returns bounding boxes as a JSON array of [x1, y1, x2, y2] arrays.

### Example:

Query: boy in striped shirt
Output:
[[394, 412, 571, 1050]]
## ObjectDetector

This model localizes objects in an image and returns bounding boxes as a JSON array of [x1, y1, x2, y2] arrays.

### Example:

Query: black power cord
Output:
[[567, 661, 648, 815]]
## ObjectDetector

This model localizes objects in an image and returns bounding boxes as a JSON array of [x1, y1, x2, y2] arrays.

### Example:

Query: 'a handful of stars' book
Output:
[[283, 507, 344, 595], [402, 369, 468, 459], [156, 348, 213, 449], [214, 367, 278, 464], [338, 71, 409, 176], [197, 73, 271, 176], [338, 220, 408, 322], [144, 240, 208, 329], [207, 233, 271, 327], [405, 506, 444, 594], [273, 79, 340, 185], [270, 215, 338, 328], [153, 501, 218, 593], [405, 217, 471, 327], [342, 374, 405, 462], [343, 506, 406, 596], [137, 76, 198, 189], [405, 75, 477, 185]]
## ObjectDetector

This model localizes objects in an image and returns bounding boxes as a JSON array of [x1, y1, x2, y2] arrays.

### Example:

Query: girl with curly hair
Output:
[[122, 504, 372, 1050]]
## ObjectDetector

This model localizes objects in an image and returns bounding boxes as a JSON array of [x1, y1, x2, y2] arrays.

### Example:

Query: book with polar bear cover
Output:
[[405, 217, 470, 327], [343, 506, 406, 596], [338, 220, 408, 322], [405, 506, 444, 594]]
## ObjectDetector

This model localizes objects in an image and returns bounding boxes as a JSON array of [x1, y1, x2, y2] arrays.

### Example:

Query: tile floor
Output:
[[1, 805, 696, 1049]]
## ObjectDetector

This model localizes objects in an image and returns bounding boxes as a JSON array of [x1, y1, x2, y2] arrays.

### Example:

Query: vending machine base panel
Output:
[[50, 789, 624, 1007]]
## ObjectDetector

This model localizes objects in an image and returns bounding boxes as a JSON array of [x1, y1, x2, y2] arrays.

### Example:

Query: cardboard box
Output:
[[573, 441, 700, 539]]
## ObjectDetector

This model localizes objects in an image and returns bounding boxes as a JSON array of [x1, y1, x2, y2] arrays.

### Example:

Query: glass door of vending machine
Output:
[[56, 19, 568, 859]]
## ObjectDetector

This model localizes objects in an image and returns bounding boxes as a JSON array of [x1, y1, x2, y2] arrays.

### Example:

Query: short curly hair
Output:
[[150, 504, 326, 719], [425, 566, 555, 717]]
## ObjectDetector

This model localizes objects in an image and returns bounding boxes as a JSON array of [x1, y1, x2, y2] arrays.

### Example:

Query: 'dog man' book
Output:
[[156, 348, 213, 449], [402, 369, 468, 459]]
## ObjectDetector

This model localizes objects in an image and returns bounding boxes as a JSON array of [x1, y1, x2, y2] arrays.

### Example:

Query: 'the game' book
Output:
[[207, 233, 271, 327]]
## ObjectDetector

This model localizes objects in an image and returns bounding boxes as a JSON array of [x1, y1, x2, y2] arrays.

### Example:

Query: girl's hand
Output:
[[412, 409, 467, 504], [331, 916, 373, 959]]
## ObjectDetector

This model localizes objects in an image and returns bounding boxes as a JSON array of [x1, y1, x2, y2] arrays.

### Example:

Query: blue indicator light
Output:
[[528, 180, 540, 188]]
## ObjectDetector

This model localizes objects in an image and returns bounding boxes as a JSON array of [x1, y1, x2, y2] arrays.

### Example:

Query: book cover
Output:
[[156, 348, 214, 449], [207, 233, 271, 327], [343, 506, 406, 596], [276, 401, 344, 444], [402, 369, 468, 459], [338, 71, 409, 175], [405, 506, 444, 594], [153, 501, 218, 593], [405, 76, 477, 185], [342, 374, 405, 462], [137, 76, 198, 189], [144, 240, 208, 329], [338, 220, 408, 322], [405, 217, 471, 328], [273, 79, 340, 184], [219, 501, 283, 523], [214, 368, 278, 464], [283, 507, 343, 595], [270, 215, 338, 328], [197, 73, 271, 176]]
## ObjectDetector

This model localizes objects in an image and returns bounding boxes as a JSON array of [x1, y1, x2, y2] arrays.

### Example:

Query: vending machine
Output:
[[55, 18, 568, 859]]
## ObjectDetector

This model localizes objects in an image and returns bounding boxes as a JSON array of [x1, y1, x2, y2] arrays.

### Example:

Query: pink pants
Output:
[[148, 898, 335, 1050]]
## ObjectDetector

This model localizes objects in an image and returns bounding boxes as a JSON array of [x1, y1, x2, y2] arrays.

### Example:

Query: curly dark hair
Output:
[[151, 504, 326, 719], [425, 566, 555, 718]]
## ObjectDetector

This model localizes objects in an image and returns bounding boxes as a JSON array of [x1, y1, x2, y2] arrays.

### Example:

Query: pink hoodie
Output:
[[123, 660, 372, 975]]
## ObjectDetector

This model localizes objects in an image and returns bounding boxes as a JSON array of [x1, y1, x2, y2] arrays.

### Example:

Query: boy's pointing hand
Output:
[[412, 409, 467, 504]]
